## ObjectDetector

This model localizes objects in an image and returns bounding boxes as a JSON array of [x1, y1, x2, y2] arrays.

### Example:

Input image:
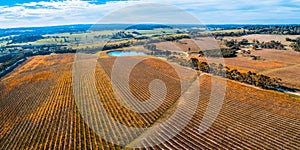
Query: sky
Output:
[[0, 0, 299, 28]]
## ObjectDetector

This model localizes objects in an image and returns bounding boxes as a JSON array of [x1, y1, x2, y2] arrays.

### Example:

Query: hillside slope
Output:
[[0, 54, 299, 149]]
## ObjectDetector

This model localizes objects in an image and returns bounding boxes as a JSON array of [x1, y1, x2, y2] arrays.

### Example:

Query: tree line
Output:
[[209, 25, 300, 39], [287, 37, 300, 52], [253, 40, 285, 50], [2, 34, 44, 44], [195, 59, 282, 89], [198, 48, 237, 58], [0, 53, 27, 78], [167, 56, 282, 90]]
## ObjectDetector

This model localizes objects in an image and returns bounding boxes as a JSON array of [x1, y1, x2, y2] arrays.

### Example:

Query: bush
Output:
[[200, 48, 237, 58]]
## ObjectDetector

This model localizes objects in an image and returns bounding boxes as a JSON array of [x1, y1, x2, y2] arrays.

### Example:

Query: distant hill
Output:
[[125, 24, 173, 30]]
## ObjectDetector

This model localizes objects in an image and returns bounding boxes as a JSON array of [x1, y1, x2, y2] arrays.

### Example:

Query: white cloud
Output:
[[97, 3, 201, 25], [0, 0, 299, 28], [0, 0, 141, 28], [162, 0, 300, 24]]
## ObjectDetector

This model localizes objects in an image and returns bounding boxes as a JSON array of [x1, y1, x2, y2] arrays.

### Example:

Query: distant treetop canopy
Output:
[[125, 24, 173, 30]]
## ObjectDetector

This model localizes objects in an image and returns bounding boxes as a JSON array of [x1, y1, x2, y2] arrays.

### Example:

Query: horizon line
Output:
[[1, 23, 300, 30]]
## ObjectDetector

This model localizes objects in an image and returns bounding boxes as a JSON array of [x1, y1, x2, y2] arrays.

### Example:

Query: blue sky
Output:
[[0, 0, 299, 28]]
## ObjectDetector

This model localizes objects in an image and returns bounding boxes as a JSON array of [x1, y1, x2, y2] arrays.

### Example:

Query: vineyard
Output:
[[0, 54, 299, 149]]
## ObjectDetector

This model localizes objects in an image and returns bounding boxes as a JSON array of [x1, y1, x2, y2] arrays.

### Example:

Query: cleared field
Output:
[[251, 49, 300, 89], [0, 54, 299, 149], [7, 31, 116, 47], [212, 29, 248, 33], [194, 56, 286, 73], [224, 34, 300, 49], [252, 49, 300, 64], [156, 38, 220, 52], [262, 64, 300, 90], [225, 34, 300, 42], [115, 45, 150, 52], [190, 48, 300, 89]]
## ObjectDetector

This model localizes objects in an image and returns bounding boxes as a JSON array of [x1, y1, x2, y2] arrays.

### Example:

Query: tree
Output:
[[199, 62, 209, 73], [190, 58, 199, 70]]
